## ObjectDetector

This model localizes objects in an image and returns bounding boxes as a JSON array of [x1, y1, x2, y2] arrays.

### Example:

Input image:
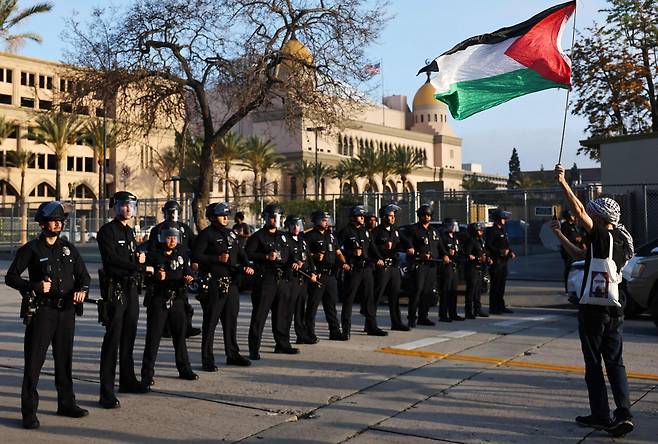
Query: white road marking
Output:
[[393, 330, 477, 350], [394, 337, 450, 350], [493, 315, 559, 327]]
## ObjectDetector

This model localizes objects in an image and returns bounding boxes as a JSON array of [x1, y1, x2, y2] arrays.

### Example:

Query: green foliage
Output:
[[0, 0, 53, 51], [507, 148, 521, 189], [462, 175, 497, 191], [572, 0, 657, 159]]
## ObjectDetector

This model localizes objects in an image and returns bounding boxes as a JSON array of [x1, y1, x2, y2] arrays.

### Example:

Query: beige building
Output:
[[0, 51, 176, 210]]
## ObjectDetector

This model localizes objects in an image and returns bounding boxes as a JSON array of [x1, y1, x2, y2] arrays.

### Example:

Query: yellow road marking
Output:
[[377, 347, 658, 382]]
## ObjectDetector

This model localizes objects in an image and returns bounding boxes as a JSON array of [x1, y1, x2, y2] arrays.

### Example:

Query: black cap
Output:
[[416, 204, 432, 218], [35, 201, 67, 223], [492, 209, 512, 221], [109, 191, 137, 208], [262, 204, 284, 219], [379, 204, 401, 218], [162, 200, 181, 212], [311, 210, 331, 226], [561, 209, 573, 219], [350, 205, 366, 217], [206, 202, 231, 219], [284, 214, 303, 229], [467, 222, 485, 235]]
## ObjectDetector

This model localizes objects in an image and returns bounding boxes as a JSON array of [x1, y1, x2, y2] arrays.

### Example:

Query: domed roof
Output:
[[281, 37, 313, 65], [412, 79, 444, 110]]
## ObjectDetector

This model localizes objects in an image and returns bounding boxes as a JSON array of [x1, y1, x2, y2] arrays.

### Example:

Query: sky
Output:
[[16, 0, 608, 177]]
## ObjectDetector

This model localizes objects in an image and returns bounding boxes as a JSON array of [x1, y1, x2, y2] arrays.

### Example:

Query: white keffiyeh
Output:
[[586, 197, 634, 262]]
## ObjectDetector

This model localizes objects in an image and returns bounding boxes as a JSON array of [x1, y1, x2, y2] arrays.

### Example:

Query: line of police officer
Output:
[[5, 192, 515, 429]]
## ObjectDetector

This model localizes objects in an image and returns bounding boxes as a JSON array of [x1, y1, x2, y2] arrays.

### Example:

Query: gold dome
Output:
[[412, 80, 443, 109], [281, 37, 313, 65]]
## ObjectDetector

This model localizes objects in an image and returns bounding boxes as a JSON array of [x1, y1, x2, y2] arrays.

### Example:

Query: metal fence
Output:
[[1, 183, 657, 254]]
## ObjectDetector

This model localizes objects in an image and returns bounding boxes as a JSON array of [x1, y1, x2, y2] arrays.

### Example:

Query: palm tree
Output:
[[6, 149, 35, 244], [332, 158, 359, 195], [33, 111, 84, 200], [313, 162, 334, 199], [355, 146, 379, 192], [391, 146, 425, 194], [216, 132, 245, 201], [287, 159, 314, 199], [376, 149, 396, 192], [0, 0, 53, 51], [238, 136, 283, 200], [83, 118, 126, 202]]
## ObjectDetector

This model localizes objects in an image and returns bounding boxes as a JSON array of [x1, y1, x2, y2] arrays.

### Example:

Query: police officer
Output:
[[401, 204, 448, 327], [5, 201, 90, 429], [192, 202, 254, 371], [370, 204, 407, 331], [97, 192, 153, 409], [463, 222, 490, 318], [141, 225, 198, 386], [283, 215, 318, 344], [560, 209, 585, 293], [339, 205, 387, 338], [148, 200, 200, 338], [439, 219, 464, 322], [304, 210, 346, 342], [246, 204, 298, 359], [486, 210, 516, 314], [365, 212, 379, 233]]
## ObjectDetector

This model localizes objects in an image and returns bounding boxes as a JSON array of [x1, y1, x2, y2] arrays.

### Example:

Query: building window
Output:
[[420, 114, 424, 123], [29, 182, 55, 197], [76, 157, 83, 172], [37, 153, 46, 169], [47, 154, 56, 170], [0, 94, 11, 105], [26, 127, 37, 140], [38, 100, 52, 110], [348, 137, 354, 156], [0, 68, 13, 83], [60, 102, 73, 113], [85, 157, 93, 172], [96, 107, 105, 117], [450, 149, 454, 159], [20, 97, 35, 108], [67, 156, 74, 171], [434, 114, 437, 122], [20, 72, 35, 87]]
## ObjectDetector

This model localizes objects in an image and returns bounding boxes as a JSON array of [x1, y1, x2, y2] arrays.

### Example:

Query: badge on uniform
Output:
[[281, 235, 287, 243], [170, 259, 179, 270], [62, 246, 71, 256]]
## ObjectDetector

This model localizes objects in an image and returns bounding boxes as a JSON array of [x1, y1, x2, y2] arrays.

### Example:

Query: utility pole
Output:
[[306, 126, 325, 200]]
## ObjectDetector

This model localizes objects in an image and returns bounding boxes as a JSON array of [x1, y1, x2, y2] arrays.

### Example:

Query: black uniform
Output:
[[148, 220, 197, 336], [304, 228, 342, 339], [193, 224, 248, 368], [246, 228, 293, 354], [401, 222, 445, 324], [486, 224, 513, 313], [338, 223, 379, 334], [370, 224, 405, 329], [439, 231, 461, 320], [97, 219, 147, 404], [5, 235, 90, 423], [141, 246, 194, 382], [463, 236, 487, 317], [560, 221, 584, 292], [284, 232, 315, 342]]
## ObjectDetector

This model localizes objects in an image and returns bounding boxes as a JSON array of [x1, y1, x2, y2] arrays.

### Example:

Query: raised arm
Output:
[[555, 164, 593, 233]]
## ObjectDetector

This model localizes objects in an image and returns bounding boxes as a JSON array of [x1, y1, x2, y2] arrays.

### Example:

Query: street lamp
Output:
[[306, 126, 325, 200]]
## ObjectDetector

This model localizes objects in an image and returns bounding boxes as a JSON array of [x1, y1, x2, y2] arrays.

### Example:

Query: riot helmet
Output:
[[110, 191, 138, 220], [162, 200, 181, 222], [284, 215, 304, 234]]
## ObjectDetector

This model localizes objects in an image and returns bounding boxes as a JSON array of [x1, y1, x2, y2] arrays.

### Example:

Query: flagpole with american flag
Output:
[[364, 60, 384, 125]]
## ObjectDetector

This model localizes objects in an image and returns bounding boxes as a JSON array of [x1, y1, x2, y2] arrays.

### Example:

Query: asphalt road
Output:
[[0, 279, 656, 443]]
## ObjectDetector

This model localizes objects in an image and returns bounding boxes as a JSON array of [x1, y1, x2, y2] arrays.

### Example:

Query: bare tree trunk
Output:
[[191, 138, 215, 231], [641, 46, 658, 132]]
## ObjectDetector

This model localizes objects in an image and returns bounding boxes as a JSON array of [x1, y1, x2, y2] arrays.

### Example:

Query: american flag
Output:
[[363, 62, 381, 75]]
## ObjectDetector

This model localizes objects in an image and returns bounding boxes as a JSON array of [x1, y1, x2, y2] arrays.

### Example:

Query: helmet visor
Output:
[[158, 227, 181, 245], [286, 219, 304, 234], [114, 200, 138, 219]]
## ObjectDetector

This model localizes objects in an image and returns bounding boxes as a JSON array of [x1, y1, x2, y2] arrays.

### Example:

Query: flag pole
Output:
[[558, 3, 578, 165], [380, 59, 385, 126]]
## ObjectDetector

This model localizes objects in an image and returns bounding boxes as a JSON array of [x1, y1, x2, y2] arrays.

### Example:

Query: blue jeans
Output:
[[578, 309, 632, 420]]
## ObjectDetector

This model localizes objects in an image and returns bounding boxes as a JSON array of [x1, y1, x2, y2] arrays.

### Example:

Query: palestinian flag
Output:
[[418, 1, 576, 120]]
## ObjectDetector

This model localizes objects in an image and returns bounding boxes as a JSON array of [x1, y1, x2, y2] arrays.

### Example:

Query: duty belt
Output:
[[383, 258, 397, 267], [214, 276, 232, 295], [40, 295, 73, 310]]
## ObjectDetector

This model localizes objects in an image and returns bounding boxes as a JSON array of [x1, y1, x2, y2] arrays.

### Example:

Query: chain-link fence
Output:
[[2, 183, 657, 254]]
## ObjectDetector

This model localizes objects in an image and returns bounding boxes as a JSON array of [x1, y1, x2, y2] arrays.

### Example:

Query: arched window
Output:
[[420, 114, 424, 123], [434, 114, 437, 122], [337, 134, 343, 155], [349, 137, 354, 156], [73, 183, 95, 199], [29, 182, 55, 198]]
